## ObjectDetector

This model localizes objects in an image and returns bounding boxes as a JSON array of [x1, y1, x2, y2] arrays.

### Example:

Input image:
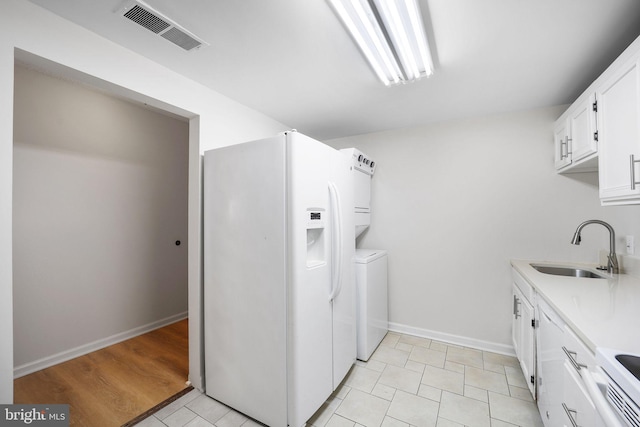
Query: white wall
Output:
[[12, 65, 188, 372], [1, 0, 288, 402], [328, 106, 640, 353]]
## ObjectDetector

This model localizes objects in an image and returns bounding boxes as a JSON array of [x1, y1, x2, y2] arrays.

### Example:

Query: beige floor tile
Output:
[[240, 419, 262, 427], [444, 361, 465, 374], [326, 414, 356, 427], [488, 392, 543, 427], [395, 342, 414, 352], [418, 384, 442, 402], [508, 385, 534, 402], [163, 407, 198, 427], [446, 347, 484, 369], [436, 417, 464, 427], [409, 346, 446, 368], [504, 365, 529, 389], [308, 396, 342, 427], [335, 389, 390, 427], [387, 390, 439, 427], [134, 416, 167, 427], [381, 416, 410, 427], [364, 360, 387, 373], [333, 384, 352, 400], [344, 365, 382, 393], [464, 384, 489, 403], [421, 365, 464, 395], [371, 383, 396, 401], [438, 391, 490, 427], [398, 334, 432, 348], [380, 333, 400, 347], [483, 360, 507, 375], [186, 395, 231, 425], [370, 346, 410, 367], [154, 390, 203, 420], [465, 366, 510, 395], [378, 364, 422, 394], [405, 360, 426, 374], [483, 352, 520, 368], [489, 418, 518, 427], [214, 409, 247, 427], [185, 416, 215, 427], [430, 341, 449, 353]]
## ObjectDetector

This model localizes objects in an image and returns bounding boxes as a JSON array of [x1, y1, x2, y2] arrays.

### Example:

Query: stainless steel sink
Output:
[[530, 264, 607, 279]]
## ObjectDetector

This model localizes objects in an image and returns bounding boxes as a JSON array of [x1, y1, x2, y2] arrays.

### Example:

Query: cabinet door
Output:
[[512, 284, 535, 397], [598, 56, 640, 204], [569, 93, 598, 163], [537, 302, 564, 427], [554, 119, 572, 169], [562, 362, 603, 427]]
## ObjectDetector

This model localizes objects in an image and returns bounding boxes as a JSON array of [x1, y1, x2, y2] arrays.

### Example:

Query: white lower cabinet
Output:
[[512, 271, 536, 398], [561, 326, 604, 427], [563, 362, 604, 427], [511, 267, 607, 427], [536, 299, 565, 426]]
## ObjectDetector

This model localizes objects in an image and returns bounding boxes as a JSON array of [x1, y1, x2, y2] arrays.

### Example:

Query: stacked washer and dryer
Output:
[[341, 148, 388, 361]]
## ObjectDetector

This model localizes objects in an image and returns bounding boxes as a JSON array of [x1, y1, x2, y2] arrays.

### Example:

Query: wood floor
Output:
[[14, 319, 189, 427]]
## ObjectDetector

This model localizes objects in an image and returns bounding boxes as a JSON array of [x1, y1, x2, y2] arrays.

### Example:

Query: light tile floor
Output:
[[133, 332, 544, 427]]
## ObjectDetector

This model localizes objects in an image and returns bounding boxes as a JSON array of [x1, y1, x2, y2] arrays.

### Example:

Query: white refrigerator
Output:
[[203, 131, 356, 427]]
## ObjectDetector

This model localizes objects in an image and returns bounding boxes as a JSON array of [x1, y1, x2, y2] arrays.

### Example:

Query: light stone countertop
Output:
[[510, 259, 640, 355]]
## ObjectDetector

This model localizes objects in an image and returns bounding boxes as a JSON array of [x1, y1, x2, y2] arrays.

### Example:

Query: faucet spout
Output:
[[571, 220, 619, 274]]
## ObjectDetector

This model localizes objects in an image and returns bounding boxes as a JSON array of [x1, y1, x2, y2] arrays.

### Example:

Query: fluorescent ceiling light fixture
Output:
[[328, 0, 434, 85]]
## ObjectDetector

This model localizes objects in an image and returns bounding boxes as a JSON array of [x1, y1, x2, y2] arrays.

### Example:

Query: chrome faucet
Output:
[[571, 220, 619, 274]]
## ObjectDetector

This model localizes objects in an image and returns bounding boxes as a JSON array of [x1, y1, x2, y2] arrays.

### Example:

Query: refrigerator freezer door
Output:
[[203, 136, 288, 427]]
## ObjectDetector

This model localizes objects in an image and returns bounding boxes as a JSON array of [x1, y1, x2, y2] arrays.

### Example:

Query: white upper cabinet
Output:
[[554, 34, 640, 204], [597, 54, 640, 205], [554, 117, 571, 170], [569, 93, 599, 164], [554, 94, 599, 173]]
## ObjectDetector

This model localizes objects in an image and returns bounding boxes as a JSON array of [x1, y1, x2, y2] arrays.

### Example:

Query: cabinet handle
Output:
[[562, 346, 587, 372], [562, 403, 579, 427], [630, 155, 640, 190], [560, 136, 572, 160], [513, 295, 521, 319]]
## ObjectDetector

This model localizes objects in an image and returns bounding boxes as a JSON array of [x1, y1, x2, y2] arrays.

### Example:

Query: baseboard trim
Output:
[[388, 321, 515, 357], [14, 311, 188, 379]]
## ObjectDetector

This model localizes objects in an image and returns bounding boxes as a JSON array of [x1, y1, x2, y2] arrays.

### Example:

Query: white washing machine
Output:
[[355, 249, 388, 361]]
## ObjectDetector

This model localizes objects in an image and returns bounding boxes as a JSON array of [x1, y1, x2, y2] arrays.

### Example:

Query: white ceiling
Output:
[[26, 0, 640, 140]]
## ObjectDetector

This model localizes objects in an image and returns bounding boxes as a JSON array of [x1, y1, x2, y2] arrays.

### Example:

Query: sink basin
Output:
[[530, 264, 607, 279]]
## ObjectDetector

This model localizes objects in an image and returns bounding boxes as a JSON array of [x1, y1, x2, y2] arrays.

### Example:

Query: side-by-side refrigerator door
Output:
[[287, 132, 335, 427], [329, 150, 356, 389], [203, 137, 288, 427], [286, 132, 356, 427]]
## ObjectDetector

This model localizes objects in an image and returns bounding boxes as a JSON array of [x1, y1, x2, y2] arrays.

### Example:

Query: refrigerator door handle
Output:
[[328, 181, 343, 302]]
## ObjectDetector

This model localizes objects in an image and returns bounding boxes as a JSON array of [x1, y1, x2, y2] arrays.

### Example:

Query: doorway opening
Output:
[[12, 56, 192, 424]]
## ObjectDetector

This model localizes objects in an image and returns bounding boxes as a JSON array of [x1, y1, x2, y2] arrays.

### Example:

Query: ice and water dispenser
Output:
[[306, 208, 325, 268]]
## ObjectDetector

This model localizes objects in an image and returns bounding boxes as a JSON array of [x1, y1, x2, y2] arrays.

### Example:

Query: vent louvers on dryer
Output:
[[119, 0, 208, 51]]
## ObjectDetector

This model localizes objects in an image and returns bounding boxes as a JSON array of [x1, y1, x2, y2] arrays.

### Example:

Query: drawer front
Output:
[[563, 362, 600, 427], [563, 325, 596, 373], [512, 269, 535, 303]]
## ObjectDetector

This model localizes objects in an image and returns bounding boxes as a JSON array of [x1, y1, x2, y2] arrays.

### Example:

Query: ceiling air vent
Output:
[[119, 0, 208, 51]]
